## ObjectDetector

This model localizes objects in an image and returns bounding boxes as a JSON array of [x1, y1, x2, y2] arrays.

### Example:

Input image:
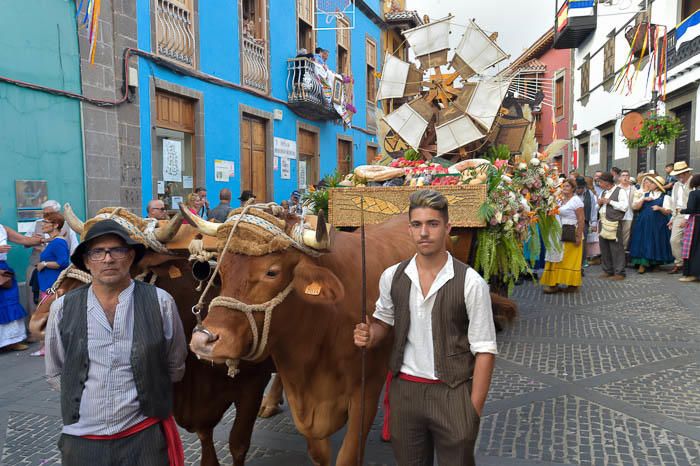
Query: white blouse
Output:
[[559, 195, 584, 226], [0, 225, 7, 261]]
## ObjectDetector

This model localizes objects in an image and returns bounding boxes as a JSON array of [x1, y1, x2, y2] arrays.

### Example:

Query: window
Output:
[[580, 55, 590, 97], [555, 75, 564, 118], [603, 35, 615, 82], [241, 0, 269, 92], [366, 145, 378, 164], [366, 38, 377, 102], [155, 91, 196, 210], [581, 142, 589, 175], [604, 133, 614, 171], [154, 0, 196, 67], [337, 16, 350, 75], [682, 0, 700, 21], [298, 128, 318, 192], [297, 0, 315, 52], [337, 138, 353, 176]]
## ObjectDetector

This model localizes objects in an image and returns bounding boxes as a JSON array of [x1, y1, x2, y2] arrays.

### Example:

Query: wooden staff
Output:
[[357, 195, 367, 466]]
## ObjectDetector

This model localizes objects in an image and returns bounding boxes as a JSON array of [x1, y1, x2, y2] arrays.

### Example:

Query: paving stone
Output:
[[487, 367, 548, 402], [478, 395, 700, 465]]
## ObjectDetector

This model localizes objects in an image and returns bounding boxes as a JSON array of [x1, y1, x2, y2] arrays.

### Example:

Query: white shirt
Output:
[[0, 225, 7, 261], [373, 253, 497, 380], [617, 184, 637, 221], [671, 180, 691, 220], [559, 195, 584, 226], [599, 186, 629, 219]]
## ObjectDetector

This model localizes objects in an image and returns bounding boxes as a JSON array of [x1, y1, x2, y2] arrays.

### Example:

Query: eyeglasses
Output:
[[151, 207, 166, 211], [86, 247, 131, 262]]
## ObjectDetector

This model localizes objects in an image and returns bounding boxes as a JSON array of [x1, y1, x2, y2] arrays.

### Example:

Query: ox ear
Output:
[[291, 257, 345, 305]]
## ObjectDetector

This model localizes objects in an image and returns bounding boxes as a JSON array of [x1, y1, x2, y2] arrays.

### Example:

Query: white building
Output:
[[557, 0, 700, 176]]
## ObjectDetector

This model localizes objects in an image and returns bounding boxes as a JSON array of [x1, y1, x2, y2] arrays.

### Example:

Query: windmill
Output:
[[377, 15, 512, 160]]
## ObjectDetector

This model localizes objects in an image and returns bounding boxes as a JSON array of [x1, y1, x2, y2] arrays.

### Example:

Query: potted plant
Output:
[[624, 115, 684, 149]]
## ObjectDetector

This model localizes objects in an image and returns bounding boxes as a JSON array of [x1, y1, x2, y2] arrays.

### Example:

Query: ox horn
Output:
[[302, 210, 331, 250], [179, 202, 221, 236], [63, 203, 85, 235], [154, 212, 183, 243]]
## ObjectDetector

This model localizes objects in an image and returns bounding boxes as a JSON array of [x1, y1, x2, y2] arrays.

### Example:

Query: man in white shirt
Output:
[[597, 172, 629, 280], [353, 190, 496, 466], [617, 169, 637, 252], [668, 162, 694, 274]]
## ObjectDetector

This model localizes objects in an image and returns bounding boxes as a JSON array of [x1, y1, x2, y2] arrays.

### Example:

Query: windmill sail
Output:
[[383, 100, 435, 150], [466, 77, 512, 132], [402, 15, 453, 68], [452, 20, 509, 80], [376, 53, 423, 101]]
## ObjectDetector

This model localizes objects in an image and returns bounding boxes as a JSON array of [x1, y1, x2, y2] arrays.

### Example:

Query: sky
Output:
[[405, 0, 555, 71]]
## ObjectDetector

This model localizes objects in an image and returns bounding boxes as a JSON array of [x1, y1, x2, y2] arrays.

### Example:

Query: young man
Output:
[[353, 190, 496, 466], [663, 163, 677, 192], [45, 220, 187, 465], [597, 172, 629, 280], [668, 162, 694, 274], [617, 169, 637, 252]]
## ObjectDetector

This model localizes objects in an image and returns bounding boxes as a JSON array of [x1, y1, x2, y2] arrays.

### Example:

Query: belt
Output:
[[398, 372, 442, 384]]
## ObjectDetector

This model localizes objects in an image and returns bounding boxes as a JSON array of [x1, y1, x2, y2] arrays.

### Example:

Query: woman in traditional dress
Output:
[[679, 174, 700, 282], [0, 221, 41, 351], [629, 175, 674, 273], [541, 179, 585, 293]]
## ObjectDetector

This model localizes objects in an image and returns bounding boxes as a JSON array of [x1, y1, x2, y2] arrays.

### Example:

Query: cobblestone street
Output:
[[0, 265, 698, 466]]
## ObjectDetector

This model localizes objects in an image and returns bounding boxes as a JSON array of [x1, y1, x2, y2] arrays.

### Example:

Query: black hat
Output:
[[575, 176, 587, 187], [70, 219, 146, 272], [599, 172, 615, 184], [238, 190, 256, 202]]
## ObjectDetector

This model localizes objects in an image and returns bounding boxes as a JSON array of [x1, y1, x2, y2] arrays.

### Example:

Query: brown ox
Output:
[[30, 210, 279, 466], [183, 207, 517, 466]]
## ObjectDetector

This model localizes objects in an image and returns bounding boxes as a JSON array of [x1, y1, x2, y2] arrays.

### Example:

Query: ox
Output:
[[30, 207, 281, 466], [182, 206, 517, 466]]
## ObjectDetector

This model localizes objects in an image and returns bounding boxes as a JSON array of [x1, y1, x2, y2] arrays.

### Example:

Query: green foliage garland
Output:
[[624, 115, 684, 149]]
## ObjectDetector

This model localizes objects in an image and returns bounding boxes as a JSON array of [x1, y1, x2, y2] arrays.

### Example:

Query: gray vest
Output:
[[605, 187, 625, 221], [388, 258, 475, 388], [58, 281, 173, 425]]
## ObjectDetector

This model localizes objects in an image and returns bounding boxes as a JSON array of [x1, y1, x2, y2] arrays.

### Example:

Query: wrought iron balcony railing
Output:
[[286, 58, 340, 121], [666, 26, 700, 73], [242, 35, 269, 92], [155, 0, 196, 66]]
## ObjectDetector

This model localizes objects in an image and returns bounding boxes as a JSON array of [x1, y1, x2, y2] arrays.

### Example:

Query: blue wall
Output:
[[0, 0, 86, 279], [135, 0, 381, 213]]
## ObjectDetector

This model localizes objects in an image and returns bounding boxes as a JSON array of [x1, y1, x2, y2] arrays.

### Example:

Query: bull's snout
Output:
[[189, 328, 219, 357]]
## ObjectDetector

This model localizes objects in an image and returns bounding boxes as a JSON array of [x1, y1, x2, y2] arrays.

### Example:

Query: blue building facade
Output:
[[134, 0, 384, 212]]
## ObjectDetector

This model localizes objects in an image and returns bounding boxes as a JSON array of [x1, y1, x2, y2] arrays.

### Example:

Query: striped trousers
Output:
[[389, 378, 480, 466], [58, 423, 168, 466]]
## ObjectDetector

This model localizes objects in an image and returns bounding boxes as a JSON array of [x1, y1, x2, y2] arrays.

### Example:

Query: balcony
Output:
[[666, 25, 700, 73], [155, 0, 196, 66], [242, 35, 269, 92], [553, 1, 597, 50], [286, 58, 341, 121]]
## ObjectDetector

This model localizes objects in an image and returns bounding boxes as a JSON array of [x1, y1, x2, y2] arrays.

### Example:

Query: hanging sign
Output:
[[163, 139, 182, 182]]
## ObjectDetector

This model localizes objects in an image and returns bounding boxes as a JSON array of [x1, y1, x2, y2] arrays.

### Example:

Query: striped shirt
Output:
[[44, 281, 187, 435]]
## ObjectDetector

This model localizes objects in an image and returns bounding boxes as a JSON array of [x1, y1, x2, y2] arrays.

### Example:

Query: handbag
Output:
[[599, 217, 619, 241], [561, 224, 577, 243], [0, 270, 14, 289]]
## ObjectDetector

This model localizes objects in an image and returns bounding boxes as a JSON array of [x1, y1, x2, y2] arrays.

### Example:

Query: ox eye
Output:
[[266, 268, 280, 278]]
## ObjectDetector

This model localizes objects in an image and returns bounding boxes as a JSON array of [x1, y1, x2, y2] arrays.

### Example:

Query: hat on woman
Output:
[[669, 161, 693, 176], [643, 174, 667, 193]]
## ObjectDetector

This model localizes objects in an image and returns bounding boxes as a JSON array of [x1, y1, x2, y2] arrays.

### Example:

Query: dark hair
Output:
[[621, 169, 630, 175], [575, 176, 586, 187], [599, 172, 615, 184], [315, 47, 322, 54], [195, 187, 206, 194], [690, 173, 700, 189], [611, 167, 621, 175], [43, 211, 65, 230], [408, 190, 449, 222], [563, 179, 577, 191], [666, 163, 675, 169]]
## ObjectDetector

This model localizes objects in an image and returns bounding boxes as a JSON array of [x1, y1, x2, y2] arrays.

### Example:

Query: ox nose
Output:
[[190, 328, 219, 355]]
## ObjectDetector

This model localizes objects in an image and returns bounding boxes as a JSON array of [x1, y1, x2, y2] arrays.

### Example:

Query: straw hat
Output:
[[669, 161, 692, 176], [643, 174, 667, 193]]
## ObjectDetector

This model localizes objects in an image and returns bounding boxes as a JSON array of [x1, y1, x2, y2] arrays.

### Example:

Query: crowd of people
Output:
[[532, 161, 699, 293]]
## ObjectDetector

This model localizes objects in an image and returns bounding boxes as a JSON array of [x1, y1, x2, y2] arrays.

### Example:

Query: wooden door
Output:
[[604, 134, 613, 171], [674, 104, 691, 164], [337, 139, 353, 176], [298, 128, 318, 189], [241, 116, 268, 200], [366, 145, 378, 164]]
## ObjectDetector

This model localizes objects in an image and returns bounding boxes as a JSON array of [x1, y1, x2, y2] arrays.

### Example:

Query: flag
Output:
[[676, 9, 700, 50], [568, 0, 595, 18]]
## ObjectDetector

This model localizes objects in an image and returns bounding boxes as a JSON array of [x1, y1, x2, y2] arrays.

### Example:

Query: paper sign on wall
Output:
[[274, 137, 297, 160], [299, 160, 307, 189], [183, 175, 193, 189], [163, 139, 182, 182], [171, 196, 184, 208], [215, 159, 235, 182], [280, 157, 291, 180], [274, 157, 279, 171], [589, 129, 601, 166], [157, 181, 165, 194]]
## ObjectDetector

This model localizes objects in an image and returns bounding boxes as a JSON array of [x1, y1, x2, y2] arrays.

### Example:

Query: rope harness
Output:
[[190, 202, 321, 378]]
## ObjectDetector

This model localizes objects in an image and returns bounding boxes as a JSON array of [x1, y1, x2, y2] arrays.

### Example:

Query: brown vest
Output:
[[605, 187, 625, 221], [388, 258, 475, 388]]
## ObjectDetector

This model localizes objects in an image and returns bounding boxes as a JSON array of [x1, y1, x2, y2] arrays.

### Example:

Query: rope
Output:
[[45, 265, 93, 296], [88, 210, 169, 253]]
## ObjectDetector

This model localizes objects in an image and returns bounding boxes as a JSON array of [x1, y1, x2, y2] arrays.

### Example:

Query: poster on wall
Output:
[[163, 139, 182, 182], [589, 129, 601, 166], [214, 160, 235, 182], [299, 160, 307, 190], [15, 180, 48, 221], [280, 157, 291, 180], [273, 157, 279, 171], [274, 137, 297, 160]]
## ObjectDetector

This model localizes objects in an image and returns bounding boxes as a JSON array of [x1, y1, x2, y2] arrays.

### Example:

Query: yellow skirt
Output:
[[540, 241, 583, 287]]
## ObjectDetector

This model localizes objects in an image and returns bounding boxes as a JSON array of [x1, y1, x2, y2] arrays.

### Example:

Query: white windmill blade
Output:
[[435, 115, 484, 156], [466, 77, 512, 132], [402, 15, 453, 68], [382, 100, 434, 150], [376, 53, 423, 100], [452, 20, 509, 79]]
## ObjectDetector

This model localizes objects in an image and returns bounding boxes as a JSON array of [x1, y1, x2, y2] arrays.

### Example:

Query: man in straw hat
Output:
[[668, 161, 694, 274], [597, 172, 629, 280], [353, 190, 497, 466], [44, 219, 187, 465]]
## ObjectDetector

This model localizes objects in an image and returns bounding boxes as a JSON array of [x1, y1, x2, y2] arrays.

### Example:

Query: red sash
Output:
[[398, 372, 442, 384], [81, 415, 184, 466]]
